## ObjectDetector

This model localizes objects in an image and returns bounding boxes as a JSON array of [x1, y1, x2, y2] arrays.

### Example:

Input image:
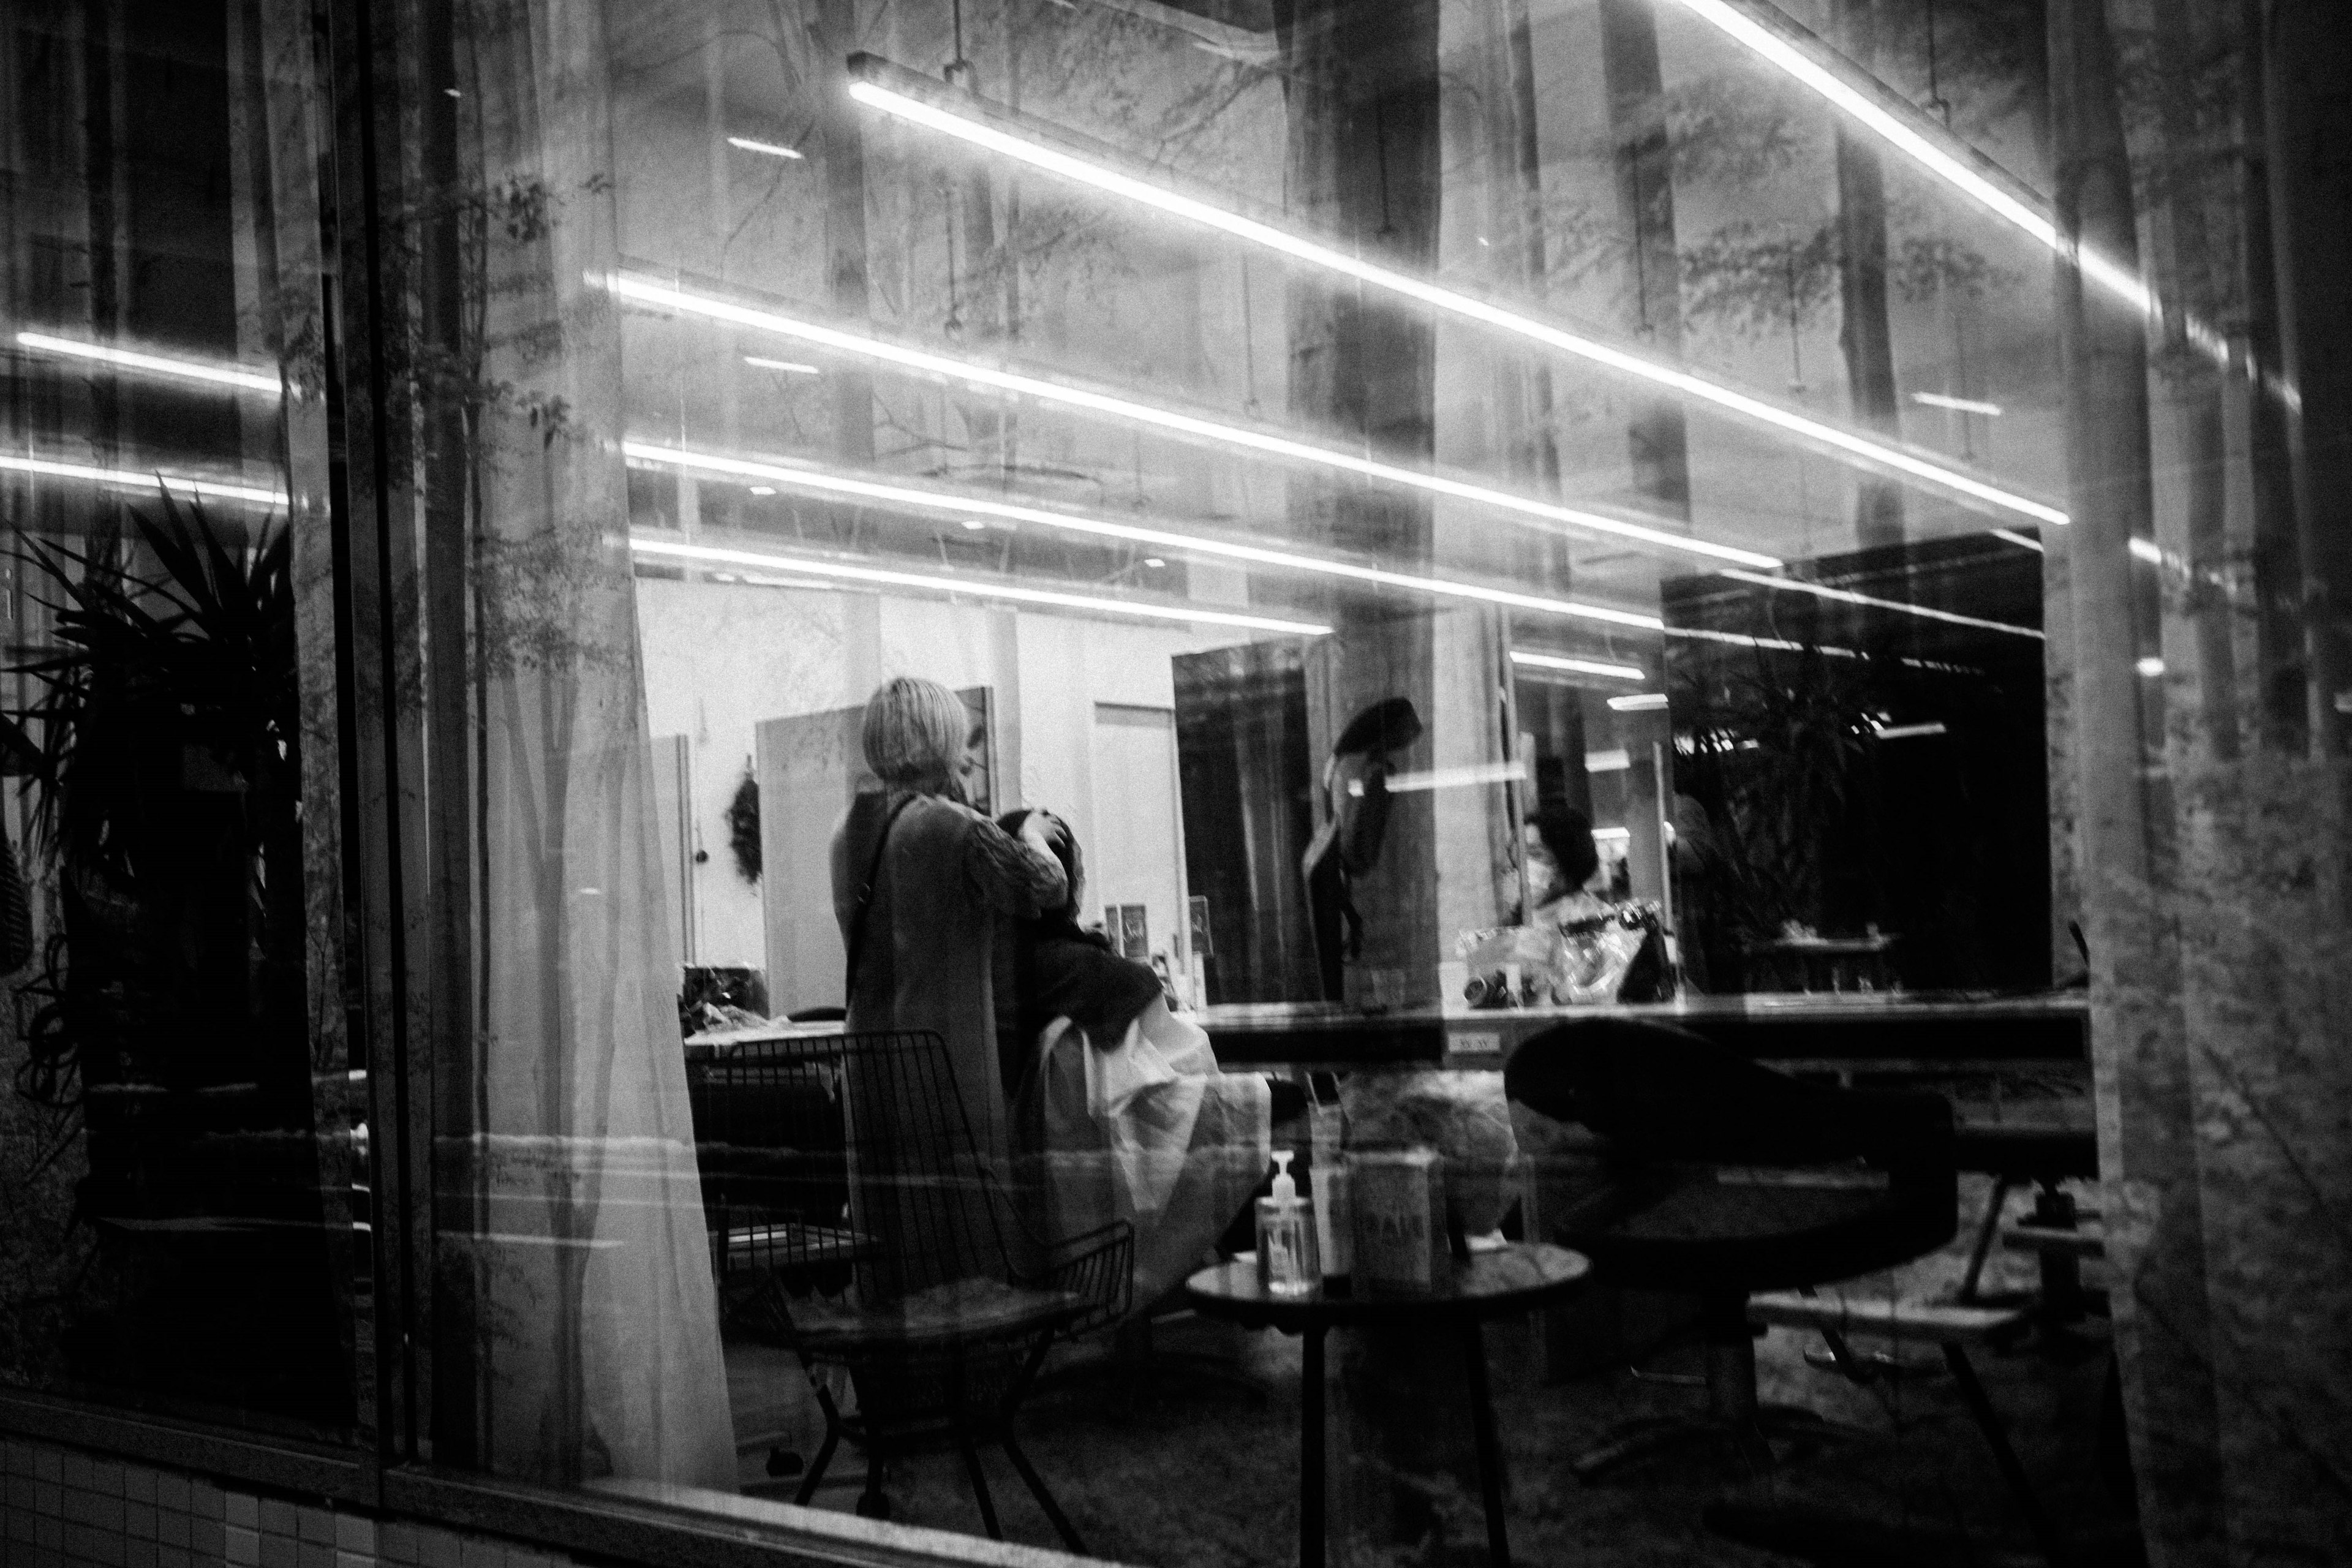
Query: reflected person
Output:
[[831, 677, 1068, 1219]]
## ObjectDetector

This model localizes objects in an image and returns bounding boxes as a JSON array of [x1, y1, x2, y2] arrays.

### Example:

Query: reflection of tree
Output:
[[1670, 646, 1879, 948], [1537, 0, 2035, 546]]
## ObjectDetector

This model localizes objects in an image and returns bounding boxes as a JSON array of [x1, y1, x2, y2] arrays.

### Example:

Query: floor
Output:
[[725, 1176, 2141, 1568]]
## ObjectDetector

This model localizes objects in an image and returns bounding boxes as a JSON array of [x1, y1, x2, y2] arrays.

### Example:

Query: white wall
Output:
[[639, 575, 1243, 989]]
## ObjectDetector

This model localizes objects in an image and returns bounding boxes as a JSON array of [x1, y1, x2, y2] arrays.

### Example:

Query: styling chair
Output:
[[687, 1029, 1131, 1551], [1504, 1017, 1956, 1476]]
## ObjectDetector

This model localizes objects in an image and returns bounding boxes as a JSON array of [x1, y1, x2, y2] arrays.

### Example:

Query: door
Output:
[[1088, 704, 1188, 978]]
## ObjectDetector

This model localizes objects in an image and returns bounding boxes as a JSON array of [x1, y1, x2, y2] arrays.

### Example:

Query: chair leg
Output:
[[1941, 1343, 2070, 1567], [796, 1376, 843, 1506], [856, 1460, 891, 1522], [998, 1336, 1087, 1555], [1461, 1322, 1512, 1568], [1959, 1175, 2013, 1303], [1574, 1297, 1874, 1481], [950, 1363, 1003, 1540]]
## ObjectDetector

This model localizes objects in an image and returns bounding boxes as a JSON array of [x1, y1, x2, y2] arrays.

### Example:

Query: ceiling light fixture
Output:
[[612, 273, 1782, 570], [1357, 761, 1530, 796], [845, 59, 2071, 529], [1659, 0, 2154, 322], [0, 451, 288, 508], [745, 355, 822, 375], [17, 331, 282, 396], [1992, 529, 2045, 554], [1607, 693, 1671, 712], [1912, 391, 2003, 417], [622, 440, 1667, 631], [726, 135, 805, 160], [1509, 651, 1649, 682], [1713, 567, 2043, 640], [628, 533, 1332, 636]]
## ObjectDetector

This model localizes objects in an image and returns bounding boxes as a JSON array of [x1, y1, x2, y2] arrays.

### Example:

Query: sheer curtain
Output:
[[441, 0, 735, 1491], [2054, 4, 2352, 1561]]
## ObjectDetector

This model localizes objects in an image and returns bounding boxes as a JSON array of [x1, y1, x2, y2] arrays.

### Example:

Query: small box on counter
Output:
[[1347, 1148, 1450, 1291]]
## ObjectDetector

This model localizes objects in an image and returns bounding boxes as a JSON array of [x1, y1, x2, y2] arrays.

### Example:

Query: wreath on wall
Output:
[[725, 764, 761, 884]]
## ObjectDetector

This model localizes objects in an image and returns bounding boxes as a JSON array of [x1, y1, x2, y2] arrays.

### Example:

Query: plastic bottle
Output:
[[1311, 1156, 1353, 1289], [1256, 1150, 1318, 1297]]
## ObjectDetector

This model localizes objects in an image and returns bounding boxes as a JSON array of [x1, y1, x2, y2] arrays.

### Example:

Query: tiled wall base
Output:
[[0, 1439, 570, 1568]]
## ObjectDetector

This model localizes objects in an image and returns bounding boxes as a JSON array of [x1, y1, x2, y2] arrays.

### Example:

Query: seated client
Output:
[[997, 809, 1272, 1310]]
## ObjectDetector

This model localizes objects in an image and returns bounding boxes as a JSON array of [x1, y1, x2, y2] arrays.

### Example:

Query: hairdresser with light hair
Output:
[[831, 677, 1068, 1180]]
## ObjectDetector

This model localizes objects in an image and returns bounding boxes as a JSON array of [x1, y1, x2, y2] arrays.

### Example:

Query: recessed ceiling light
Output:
[[1510, 652, 1648, 682], [1912, 391, 2003, 417], [726, 135, 804, 160]]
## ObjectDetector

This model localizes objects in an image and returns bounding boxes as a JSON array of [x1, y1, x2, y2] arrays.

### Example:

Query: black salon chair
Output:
[[1505, 1017, 1956, 1475]]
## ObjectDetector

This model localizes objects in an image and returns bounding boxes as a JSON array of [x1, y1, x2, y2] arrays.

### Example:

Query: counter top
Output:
[[1197, 991, 2089, 1068]]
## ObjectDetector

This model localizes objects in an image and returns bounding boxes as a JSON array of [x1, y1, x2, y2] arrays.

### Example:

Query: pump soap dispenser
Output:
[[1256, 1150, 1319, 1297]]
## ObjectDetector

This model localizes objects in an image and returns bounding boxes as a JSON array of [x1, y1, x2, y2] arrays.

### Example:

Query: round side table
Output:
[[1185, 1242, 1590, 1568]]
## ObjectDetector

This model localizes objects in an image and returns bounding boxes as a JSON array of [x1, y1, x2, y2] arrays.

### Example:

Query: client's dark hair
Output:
[[1529, 804, 1600, 891], [997, 809, 1097, 942]]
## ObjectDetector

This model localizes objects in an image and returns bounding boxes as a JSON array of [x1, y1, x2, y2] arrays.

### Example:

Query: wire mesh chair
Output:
[[686, 1028, 1131, 1551]]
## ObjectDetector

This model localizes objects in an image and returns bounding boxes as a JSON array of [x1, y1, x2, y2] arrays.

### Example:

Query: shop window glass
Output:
[[0, 2, 363, 1438], [195, 0, 2352, 1561]]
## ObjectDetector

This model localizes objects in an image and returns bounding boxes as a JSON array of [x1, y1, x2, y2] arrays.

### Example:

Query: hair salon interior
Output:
[[1, 1, 2347, 1567]]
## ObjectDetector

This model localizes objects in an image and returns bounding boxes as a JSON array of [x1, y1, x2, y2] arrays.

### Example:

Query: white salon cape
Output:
[[1021, 998, 1271, 1310]]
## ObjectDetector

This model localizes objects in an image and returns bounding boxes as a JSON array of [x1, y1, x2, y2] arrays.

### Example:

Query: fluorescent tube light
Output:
[[1873, 720, 1948, 740], [0, 452, 287, 508], [1992, 529, 2044, 554], [2128, 538, 2163, 564], [1660, 0, 2154, 322], [745, 355, 822, 375], [1585, 748, 1632, 773], [1509, 651, 1648, 682], [726, 135, 804, 160], [1912, 391, 2002, 417], [1714, 567, 2043, 640], [611, 273, 1781, 570], [1607, 693, 1671, 712], [1354, 761, 1529, 796], [1592, 826, 1633, 843], [628, 533, 1332, 636], [621, 440, 1667, 631], [17, 331, 281, 396], [846, 64, 2071, 529], [2136, 657, 2165, 677]]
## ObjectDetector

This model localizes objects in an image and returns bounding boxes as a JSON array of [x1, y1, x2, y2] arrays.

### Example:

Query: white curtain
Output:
[[2054, 5, 2352, 1561], [444, 0, 735, 1491]]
